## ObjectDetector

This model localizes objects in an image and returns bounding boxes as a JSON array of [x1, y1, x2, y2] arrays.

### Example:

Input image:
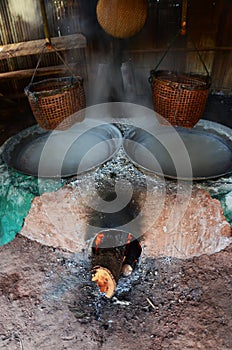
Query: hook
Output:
[[181, 0, 188, 36]]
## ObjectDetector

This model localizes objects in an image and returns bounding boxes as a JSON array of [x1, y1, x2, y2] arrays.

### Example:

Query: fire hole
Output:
[[91, 229, 142, 298]]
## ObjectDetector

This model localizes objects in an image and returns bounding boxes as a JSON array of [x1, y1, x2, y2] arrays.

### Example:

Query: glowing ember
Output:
[[91, 266, 116, 298], [94, 232, 105, 252]]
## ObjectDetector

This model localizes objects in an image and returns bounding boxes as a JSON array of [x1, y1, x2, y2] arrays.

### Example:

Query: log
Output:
[[91, 230, 141, 298], [0, 34, 87, 60], [126, 46, 232, 54], [121, 238, 142, 276], [91, 266, 117, 298], [0, 64, 79, 81], [91, 230, 128, 298]]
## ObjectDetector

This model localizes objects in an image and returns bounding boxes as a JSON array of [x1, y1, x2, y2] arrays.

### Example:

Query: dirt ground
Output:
[[0, 234, 231, 350]]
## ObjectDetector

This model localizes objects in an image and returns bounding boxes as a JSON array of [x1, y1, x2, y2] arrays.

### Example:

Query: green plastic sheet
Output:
[[0, 150, 64, 245]]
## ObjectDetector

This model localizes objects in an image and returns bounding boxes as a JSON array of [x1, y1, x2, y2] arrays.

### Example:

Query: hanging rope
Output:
[[28, 44, 77, 88]]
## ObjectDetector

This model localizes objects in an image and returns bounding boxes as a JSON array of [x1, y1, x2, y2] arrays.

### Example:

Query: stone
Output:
[[142, 187, 232, 258], [21, 183, 232, 259]]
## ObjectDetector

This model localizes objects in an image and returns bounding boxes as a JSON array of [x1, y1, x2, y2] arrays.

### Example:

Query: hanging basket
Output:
[[148, 27, 211, 128], [24, 45, 86, 130], [25, 76, 86, 130], [96, 0, 148, 38], [149, 70, 211, 128]]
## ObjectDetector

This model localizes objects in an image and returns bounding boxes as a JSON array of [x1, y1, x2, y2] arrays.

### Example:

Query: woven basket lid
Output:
[[96, 0, 148, 39]]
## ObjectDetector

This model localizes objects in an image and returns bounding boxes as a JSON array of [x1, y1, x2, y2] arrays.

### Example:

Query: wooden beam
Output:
[[126, 46, 232, 54], [0, 34, 87, 60], [0, 64, 79, 80]]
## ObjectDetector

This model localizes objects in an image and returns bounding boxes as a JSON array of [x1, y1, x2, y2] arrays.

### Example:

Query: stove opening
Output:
[[91, 229, 142, 298]]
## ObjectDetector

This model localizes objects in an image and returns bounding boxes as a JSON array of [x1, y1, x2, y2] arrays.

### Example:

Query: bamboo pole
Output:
[[181, 0, 188, 36], [39, 0, 51, 47]]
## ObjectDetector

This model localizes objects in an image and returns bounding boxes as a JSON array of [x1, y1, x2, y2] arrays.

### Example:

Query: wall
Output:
[[83, 0, 232, 95], [0, 0, 231, 99]]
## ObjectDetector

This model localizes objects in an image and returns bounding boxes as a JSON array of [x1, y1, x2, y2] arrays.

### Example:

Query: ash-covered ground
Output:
[[0, 235, 232, 349]]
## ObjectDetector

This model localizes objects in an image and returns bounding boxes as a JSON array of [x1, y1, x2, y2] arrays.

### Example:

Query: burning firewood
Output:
[[91, 230, 142, 298], [91, 266, 117, 298]]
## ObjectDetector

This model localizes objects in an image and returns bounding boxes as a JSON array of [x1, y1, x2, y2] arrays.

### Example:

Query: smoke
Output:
[[8, 0, 41, 26], [87, 58, 152, 107]]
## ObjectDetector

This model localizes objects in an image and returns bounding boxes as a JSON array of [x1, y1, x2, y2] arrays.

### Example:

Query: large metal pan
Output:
[[123, 120, 232, 180], [3, 123, 122, 178]]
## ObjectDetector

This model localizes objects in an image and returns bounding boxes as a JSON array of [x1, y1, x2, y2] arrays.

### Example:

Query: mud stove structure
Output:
[[16, 119, 232, 298]]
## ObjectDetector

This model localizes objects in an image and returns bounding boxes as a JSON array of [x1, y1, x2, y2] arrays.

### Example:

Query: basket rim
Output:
[[149, 69, 211, 90], [24, 75, 83, 97]]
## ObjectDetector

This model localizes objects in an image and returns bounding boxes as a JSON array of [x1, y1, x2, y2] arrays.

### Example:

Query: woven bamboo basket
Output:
[[149, 70, 211, 128], [96, 0, 147, 38], [25, 76, 86, 130]]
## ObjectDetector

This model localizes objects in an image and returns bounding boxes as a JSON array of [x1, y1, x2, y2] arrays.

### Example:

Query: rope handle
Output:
[[189, 33, 210, 77], [149, 0, 209, 83], [150, 29, 210, 79], [28, 43, 80, 86], [31, 1, 81, 85]]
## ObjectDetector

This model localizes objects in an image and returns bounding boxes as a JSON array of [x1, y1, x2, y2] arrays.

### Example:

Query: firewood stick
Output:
[[91, 230, 142, 297]]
